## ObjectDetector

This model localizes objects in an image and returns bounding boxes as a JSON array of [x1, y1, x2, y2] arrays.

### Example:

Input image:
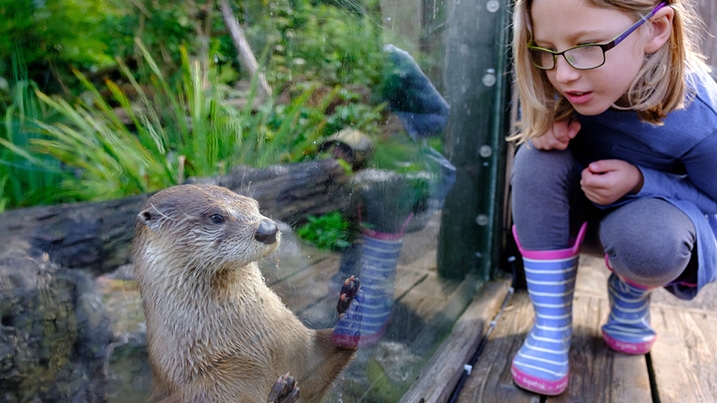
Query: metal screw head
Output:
[[482, 73, 496, 87], [476, 214, 489, 226], [479, 145, 493, 158], [487, 0, 500, 13]]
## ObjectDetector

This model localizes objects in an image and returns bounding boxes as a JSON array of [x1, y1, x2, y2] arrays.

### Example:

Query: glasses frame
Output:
[[527, 2, 667, 71]]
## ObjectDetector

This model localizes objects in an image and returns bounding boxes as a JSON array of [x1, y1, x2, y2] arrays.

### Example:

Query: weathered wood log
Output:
[[0, 159, 351, 275], [189, 158, 353, 224]]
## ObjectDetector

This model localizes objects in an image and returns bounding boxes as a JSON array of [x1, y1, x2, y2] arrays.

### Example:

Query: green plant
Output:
[[324, 98, 385, 138], [12, 40, 259, 201], [245, 0, 385, 89], [0, 176, 7, 211], [3, 39, 384, 204], [296, 211, 353, 250], [1, 0, 436, 209], [0, 0, 117, 91], [237, 83, 339, 166], [26, 43, 222, 200], [0, 56, 69, 210]]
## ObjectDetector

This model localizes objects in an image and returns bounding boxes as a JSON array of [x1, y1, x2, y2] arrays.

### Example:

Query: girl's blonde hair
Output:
[[509, 0, 709, 143]]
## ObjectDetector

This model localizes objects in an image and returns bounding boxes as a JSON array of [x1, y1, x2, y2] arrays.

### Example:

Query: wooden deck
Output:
[[405, 254, 717, 403]]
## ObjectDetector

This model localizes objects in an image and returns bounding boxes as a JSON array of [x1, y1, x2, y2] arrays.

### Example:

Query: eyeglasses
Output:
[[527, 2, 667, 71]]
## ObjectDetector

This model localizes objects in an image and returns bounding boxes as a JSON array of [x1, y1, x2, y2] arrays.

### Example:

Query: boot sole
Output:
[[601, 329, 656, 355], [511, 364, 568, 395]]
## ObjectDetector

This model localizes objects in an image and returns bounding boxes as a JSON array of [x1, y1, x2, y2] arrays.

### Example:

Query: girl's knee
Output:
[[605, 242, 692, 287], [601, 199, 695, 287], [511, 145, 578, 188]]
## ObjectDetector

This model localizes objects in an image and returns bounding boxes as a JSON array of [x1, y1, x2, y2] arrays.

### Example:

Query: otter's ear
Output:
[[138, 208, 159, 228]]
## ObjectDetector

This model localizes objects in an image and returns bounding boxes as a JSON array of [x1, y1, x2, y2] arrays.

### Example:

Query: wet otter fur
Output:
[[132, 184, 357, 402]]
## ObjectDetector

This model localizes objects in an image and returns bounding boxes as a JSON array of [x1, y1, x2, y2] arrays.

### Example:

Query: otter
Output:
[[132, 184, 360, 402]]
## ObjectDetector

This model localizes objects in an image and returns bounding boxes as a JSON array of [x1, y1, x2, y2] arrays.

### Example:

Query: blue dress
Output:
[[570, 69, 717, 300]]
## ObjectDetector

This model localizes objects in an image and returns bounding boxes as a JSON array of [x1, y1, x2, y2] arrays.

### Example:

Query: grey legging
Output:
[[511, 144, 696, 287]]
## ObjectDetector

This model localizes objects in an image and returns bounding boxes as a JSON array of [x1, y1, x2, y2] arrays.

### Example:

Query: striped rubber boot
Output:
[[601, 267, 656, 354], [511, 223, 587, 396], [331, 229, 402, 348]]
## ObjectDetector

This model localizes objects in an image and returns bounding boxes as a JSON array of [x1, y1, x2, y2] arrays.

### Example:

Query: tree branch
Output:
[[220, 0, 272, 98]]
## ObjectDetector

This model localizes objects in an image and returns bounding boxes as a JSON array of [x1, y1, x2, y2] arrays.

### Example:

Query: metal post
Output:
[[437, 0, 512, 280]]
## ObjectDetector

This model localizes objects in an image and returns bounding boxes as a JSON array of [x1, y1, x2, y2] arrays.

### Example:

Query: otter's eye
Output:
[[209, 214, 225, 224]]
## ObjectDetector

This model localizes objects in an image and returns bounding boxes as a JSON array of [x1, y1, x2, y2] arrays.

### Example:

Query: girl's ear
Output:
[[644, 5, 674, 54]]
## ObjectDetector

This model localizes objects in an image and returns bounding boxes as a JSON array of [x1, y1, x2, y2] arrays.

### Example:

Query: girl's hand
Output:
[[581, 160, 644, 205], [531, 118, 581, 150]]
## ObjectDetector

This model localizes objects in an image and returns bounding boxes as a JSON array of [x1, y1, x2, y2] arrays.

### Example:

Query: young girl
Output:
[[509, 0, 716, 396]]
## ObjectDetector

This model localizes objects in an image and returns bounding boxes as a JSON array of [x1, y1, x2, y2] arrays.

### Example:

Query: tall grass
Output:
[[0, 60, 69, 210], [29, 41, 250, 201], [1, 39, 384, 207]]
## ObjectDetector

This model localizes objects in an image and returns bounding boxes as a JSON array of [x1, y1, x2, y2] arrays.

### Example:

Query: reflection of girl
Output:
[[509, 0, 717, 396]]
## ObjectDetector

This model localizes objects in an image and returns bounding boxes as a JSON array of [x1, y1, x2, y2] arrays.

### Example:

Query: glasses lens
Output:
[[563, 45, 605, 69], [528, 48, 554, 70]]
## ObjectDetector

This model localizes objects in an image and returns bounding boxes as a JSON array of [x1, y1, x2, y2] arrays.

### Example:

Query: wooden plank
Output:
[[325, 258, 474, 401], [262, 245, 333, 286], [399, 279, 512, 403], [264, 211, 440, 327], [260, 240, 343, 329], [297, 259, 428, 330], [263, 253, 341, 308], [551, 295, 651, 402], [387, 270, 463, 346], [651, 304, 717, 402], [458, 291, 540, 402], [361, 271, 482, 401], [574, 254, 610, 297], [263, 225, 440, 329], [554, 255, 652, 402]]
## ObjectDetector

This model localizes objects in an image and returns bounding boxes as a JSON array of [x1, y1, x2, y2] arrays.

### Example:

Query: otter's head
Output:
[[133, 184, 280, 273]]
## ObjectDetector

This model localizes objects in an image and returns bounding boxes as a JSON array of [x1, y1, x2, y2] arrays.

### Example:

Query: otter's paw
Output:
[[268, 372, 300, 403], [336, 275, 361, 315], [331, 276, 364, 349]]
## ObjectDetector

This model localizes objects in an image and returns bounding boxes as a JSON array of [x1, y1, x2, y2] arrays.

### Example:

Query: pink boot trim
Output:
[[603, 254, 653, 289], [511, 364, 569, 396], [330, 321, 390, 349], [512, 222, 587, 260], [601, 329, 656, 355]]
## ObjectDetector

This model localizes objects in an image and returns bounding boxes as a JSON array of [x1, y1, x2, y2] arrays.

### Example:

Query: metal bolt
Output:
[[476, 214, 489, 226], [487, 0, 500, 13], [482, 71, 496, 87], [479, 145, 492, 158]]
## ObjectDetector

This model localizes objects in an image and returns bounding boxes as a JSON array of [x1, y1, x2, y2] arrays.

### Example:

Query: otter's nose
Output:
[[254, 219, 278, 244]]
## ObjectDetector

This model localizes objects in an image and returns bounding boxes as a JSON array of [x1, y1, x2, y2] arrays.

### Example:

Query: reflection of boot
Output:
[[601, 262, 656, 354], [331, 229, 403, 348], [511, 223, 587, 396], [329, 242, 362, 297]]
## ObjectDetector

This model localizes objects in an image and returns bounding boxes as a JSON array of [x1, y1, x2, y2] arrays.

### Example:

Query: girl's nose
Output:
[[553, 56, 580, 83]]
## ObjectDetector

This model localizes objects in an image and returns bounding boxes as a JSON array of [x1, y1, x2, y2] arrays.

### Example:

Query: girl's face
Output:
[[530, 0, 654, 116]]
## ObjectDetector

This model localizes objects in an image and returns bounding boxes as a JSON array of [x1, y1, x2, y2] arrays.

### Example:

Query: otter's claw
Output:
[[268, 372, 300, 403], [331, 276, 364, 348], [336, 275, 361, 315]]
